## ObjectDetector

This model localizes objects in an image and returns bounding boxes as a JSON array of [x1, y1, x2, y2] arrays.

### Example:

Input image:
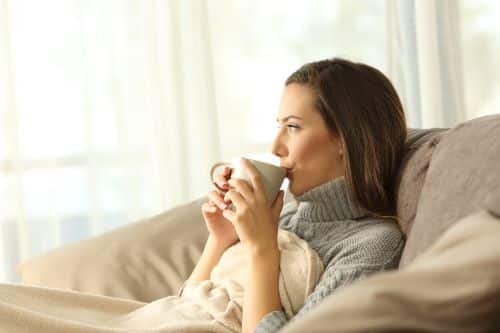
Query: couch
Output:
[[17, 114, 500, 332]]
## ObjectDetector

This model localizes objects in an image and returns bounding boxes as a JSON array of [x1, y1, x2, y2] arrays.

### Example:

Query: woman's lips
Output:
[[281, 165, 293, 178]]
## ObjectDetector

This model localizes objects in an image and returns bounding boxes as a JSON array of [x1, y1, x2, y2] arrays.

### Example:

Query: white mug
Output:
[[209, 157, 286, 208]]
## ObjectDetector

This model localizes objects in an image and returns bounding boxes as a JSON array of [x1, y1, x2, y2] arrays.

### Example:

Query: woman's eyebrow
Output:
[[276, 115, 303, 123]]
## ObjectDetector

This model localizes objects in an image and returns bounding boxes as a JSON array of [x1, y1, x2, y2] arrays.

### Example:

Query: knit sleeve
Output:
[[253, 310, 288, 333], [293, 266, 377, 314]]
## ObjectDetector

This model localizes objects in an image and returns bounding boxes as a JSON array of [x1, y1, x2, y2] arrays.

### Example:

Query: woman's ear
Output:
[[329, 132, 344, 159]]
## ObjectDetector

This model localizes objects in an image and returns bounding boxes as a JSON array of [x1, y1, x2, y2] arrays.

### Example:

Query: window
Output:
[[460, 0, 500, 119]]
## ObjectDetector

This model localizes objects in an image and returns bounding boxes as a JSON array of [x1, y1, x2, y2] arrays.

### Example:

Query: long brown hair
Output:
[[285, 58, 407, 221]]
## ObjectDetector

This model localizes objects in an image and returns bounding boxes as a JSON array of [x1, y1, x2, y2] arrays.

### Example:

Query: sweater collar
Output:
[[293, 176, 369, 222]]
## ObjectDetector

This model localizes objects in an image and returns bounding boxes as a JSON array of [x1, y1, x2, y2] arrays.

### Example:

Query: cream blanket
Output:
[[0, 229, 324, 333]]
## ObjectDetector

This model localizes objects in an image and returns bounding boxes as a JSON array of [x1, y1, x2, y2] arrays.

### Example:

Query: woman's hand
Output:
[[201, 167, 239, 250], [221, 158, 285, 255]]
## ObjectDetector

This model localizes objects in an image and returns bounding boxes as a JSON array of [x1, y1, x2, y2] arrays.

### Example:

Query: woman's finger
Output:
[[208, 190, 229, 210], [215, 173, 230, 190], [241, 158, 266, 202], [224, 189, 245, 210], [223, 166, 232, 176], [202, 202, 217, 214], [227, 178, 254, 201]]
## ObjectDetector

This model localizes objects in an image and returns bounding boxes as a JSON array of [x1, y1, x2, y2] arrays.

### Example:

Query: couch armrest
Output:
[[17, 197, 209, 303]]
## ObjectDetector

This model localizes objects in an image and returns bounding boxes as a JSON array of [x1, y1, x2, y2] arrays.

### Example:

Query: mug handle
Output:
[[209, 162, 232, 193]]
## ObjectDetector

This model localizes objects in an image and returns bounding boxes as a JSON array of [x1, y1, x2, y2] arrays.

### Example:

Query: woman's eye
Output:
[[276, 124, 300, 132]]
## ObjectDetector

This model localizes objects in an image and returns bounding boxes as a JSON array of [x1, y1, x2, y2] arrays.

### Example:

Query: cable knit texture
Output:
[[254, 176, 405, 333]]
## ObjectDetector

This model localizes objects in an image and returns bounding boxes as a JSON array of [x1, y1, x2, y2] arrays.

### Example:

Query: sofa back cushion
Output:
[[395, 128, 449, 234], [399, 114, 500, 267]]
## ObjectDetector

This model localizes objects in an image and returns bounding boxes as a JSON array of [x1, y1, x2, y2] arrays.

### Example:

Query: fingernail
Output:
[[219, 203, 227, 210]]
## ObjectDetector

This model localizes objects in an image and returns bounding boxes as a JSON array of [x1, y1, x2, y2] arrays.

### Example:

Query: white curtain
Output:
[[141, 0, 221, 205], [0, 0, 220, 282], [387, 0, 466, 128]]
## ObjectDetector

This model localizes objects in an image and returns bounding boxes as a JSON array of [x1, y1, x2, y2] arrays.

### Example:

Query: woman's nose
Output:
[[271, 132, 287, 157]]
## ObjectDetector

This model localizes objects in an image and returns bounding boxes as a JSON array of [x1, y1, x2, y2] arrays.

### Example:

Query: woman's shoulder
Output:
[[333, 218, 405, 269], [355, 218, 404, 244]]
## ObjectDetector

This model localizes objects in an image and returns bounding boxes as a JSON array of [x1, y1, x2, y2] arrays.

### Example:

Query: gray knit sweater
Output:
[[254, 176, 405, 332]]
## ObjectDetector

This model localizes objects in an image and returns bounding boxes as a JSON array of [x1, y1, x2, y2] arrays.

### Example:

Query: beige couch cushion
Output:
[[280, 209, 500, 333], [400, 114, 500, 266], [395, 128, 448, 234], [17, 198, 209, 302]]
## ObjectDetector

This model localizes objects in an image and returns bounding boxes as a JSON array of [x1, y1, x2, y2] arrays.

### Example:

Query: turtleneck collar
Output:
[[292, 176, 370, 222]]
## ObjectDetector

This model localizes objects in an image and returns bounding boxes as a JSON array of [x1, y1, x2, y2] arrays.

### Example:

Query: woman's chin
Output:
[[288, 182, 302, 197]]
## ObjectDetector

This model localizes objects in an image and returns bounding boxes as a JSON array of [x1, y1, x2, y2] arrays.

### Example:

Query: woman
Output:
[[190, 58, 407, 333]]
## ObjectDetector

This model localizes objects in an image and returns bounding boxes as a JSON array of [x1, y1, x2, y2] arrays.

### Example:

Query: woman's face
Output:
[[272, 83, 345, 196]]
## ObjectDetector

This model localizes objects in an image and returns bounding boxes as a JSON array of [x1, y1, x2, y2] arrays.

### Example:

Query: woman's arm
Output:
[[242, 245, 282, 333], [187, 235, 229, 283]]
